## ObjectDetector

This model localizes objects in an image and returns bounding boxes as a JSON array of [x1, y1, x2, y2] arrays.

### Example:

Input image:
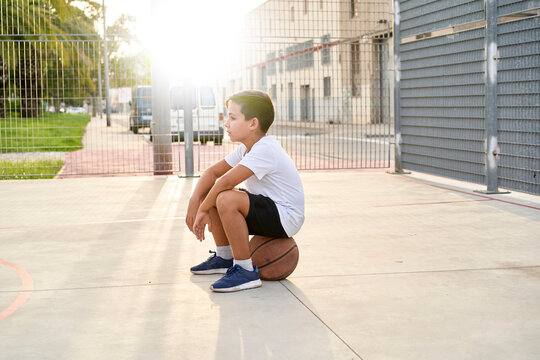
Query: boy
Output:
[[186, 90, 304, 293]]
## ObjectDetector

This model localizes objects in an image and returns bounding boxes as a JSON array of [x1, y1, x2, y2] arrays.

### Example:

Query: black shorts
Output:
[[239, 189, 288, 238]]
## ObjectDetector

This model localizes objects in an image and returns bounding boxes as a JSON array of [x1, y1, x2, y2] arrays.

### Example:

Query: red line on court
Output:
[[373, 198, 492, 207], [0, 259, 34, 322], [400, 177, 540, 211]]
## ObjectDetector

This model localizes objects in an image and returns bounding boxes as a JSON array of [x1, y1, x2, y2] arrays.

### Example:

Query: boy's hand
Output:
[[193, 210, 211, 242], [186, 198, 200, 232]]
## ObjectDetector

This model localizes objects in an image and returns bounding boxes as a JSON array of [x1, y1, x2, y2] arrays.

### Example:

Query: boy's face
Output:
[[225, 101, 255, 143]]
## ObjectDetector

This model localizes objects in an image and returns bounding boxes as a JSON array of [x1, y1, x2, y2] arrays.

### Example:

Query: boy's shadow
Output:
[[191, 276, 338, 359]]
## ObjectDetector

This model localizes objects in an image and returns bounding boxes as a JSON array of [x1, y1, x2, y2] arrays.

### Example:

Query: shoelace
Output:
[[224, 265, 241, 277], [207, 250, 217, 260]]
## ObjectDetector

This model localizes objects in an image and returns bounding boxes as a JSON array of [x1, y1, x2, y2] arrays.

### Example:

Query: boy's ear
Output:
[[249, 117, 260, 131]]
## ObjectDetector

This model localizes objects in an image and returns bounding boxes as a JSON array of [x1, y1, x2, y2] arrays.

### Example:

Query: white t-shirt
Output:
[[225, 136, 305, 237]]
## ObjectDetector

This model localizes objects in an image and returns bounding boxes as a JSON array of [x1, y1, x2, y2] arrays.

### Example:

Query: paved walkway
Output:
[[57, 116, 156, 177], [1, 171, 539, 359], [56, 116, 237, 177], [54, 115, 393, 178]]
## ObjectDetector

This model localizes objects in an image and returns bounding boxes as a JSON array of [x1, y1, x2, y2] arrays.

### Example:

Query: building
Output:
[[225, 0, 394, 125]]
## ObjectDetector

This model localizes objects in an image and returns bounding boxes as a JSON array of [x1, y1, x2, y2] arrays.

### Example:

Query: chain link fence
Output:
[[0, 0, 394, 179]]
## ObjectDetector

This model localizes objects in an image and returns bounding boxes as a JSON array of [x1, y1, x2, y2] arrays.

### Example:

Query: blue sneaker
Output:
[[210, 264, 262, 292], [190, 250, 233, 274]]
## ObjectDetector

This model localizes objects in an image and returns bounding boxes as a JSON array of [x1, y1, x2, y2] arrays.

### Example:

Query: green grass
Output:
[[0, 159, 64, 179], [0, 113, 91, 153]]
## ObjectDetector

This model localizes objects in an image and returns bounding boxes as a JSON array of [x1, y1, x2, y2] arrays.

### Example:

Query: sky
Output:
[[103, 0, 266, 33], [105, 0, 265, 23], [102, 0, 267, 82]]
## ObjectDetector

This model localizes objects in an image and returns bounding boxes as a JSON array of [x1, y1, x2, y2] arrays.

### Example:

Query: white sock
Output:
[[216, 245, 233, 260], [234, 258, 253, 271]]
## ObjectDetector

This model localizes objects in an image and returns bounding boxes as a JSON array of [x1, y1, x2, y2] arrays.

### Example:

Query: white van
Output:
[[169, 85, 224, 145]]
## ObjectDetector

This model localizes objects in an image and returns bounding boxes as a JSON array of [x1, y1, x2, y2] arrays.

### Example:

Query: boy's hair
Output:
[[226, 90, 275, 133]]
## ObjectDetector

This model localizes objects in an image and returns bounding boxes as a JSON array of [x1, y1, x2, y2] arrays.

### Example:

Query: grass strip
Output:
[[0, 159, 64, 179], [1, 113, 90, 153]]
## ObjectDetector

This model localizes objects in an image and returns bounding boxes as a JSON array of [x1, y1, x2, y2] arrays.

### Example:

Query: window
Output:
[[260, 66, 267, 90], [304, 0, 308, 14], [137, 87, 152, 107], [267, 52, 276, 76], [321, 34, 331, 65], [351, 41, 361, 96], [323, 77, 331, 97], [271, 84, 277, 99], [286, 40, 314, 71], [199, 87, 215, 107], [169, 86, 197, 110], [291, 6, 295, 22], [350, 0, 357, 18]]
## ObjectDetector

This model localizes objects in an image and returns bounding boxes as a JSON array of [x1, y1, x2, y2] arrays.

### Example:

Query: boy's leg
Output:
[[208, 207, 229, 246], [208, 206, 233, 260], [215, 189, 251, 259], [211, 189, 261, 292], [189, 206, 234, 275]]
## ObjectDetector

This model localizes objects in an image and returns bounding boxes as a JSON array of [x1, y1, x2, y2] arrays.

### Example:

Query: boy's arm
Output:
[[192, 164, 254, 241], [198, 164, 254, 213], [186, 159, 232, 232]]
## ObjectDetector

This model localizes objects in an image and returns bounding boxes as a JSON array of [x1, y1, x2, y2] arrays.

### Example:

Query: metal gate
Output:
[[395, 0, 540, 195], [1, 0, 393, 179]]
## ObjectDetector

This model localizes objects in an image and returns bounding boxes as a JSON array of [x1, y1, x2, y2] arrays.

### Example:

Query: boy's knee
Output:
[[216, 190, 247, 216], [216, 190, 235, 212]]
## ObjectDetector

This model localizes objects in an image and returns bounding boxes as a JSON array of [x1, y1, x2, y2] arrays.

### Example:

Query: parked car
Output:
[[66, 106, 86, 114], [139, 85, 224, 144], [129, 86, 152, 134], [168, 85, 224, 145]]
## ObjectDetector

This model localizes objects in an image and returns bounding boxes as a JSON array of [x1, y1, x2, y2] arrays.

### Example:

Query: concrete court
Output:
[[0, 170, 539, 360]]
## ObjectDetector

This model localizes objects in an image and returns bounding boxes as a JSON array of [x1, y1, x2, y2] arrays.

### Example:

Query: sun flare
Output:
[[134, 0, 250, 84]]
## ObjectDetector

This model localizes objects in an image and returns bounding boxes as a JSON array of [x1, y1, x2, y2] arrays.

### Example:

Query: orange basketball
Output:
[[249, 236, 299, 280]]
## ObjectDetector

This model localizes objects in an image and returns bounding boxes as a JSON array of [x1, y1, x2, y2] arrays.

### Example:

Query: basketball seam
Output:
[[258, 245, 298, 269], [249, 236, 281, 257]]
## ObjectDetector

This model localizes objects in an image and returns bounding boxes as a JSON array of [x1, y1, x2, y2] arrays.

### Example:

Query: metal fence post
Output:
[[391, 0, 408, 174], [184, 80, 194, 177], [480, 0, 508, 194], [97, 47, 103, 120], [150, 0, 173, 175], [102, 0, 111, 127]]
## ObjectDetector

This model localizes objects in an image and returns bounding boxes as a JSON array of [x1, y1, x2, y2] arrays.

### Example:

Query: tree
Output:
[[0, 0, 101, 117], [16, 44, 42, 118], [106, 14, 151, 88], [0, 56, 6, 118]]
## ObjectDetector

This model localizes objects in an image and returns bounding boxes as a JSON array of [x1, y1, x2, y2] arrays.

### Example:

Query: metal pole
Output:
[[483, 0, 504, 193], [392, 0, 405, 173], [102, 0, 111, 126], [150, 0, 173, 175], [97, 48, 102, 120], [184, 80, 194, 176]]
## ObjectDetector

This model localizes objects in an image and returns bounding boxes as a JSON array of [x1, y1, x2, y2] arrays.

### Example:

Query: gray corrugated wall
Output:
[[399, 0, 486, 184], [397, 0, 540, 194], [497, 15, 540, 194], [400, 0, 485, 37]]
